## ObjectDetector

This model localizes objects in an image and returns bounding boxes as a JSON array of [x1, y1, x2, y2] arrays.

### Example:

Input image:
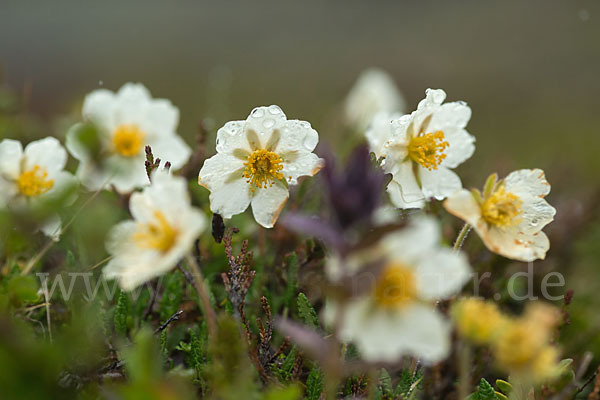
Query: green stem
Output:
[[453, 223, 472, 252]]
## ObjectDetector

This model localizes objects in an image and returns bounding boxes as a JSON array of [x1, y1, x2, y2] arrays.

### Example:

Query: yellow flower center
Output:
[[243, 149, 284, 191], [374, 264, 418, 309], [133, 211, 178, 253], [407, 130, 449, 170], [482, 186, 523, 227], [17, 165, 54, 197], [112, 124, 145, 157]]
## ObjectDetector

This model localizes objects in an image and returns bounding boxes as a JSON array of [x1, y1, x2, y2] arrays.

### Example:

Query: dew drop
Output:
[[268, 105, 282, 115], [263, 118, 275, 129], [251, 108, 265, 118]]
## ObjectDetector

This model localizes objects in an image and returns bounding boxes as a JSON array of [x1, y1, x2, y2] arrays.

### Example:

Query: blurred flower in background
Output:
[[66, 83, 191, 193], [344, 68, 406, 131], [0, 136, 77, 239]]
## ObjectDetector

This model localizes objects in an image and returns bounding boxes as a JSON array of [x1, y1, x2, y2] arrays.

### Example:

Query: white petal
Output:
[[366, 112, 403, 159], [250, 181, 289, 228], [105, 220, 137, 255], [149, 134, 192, 169], [23, 137, 67, 175], [198, 153, 246, 192], [443, 189, 482, 227], [381, 216, 440, 264], [82, 89, 117, 132], [40, 214, 62, 241], [340, 299, 450, 363], [481, 226, 550, 262], [419, 166, 462, 200], [244, 105, 287, 146], [105, 155, 149, 193], [415, 248, 471, 300], [0, 139, 23, 179], [209, 176, 252, 219], [65, 123, 92, 162], [430, 101, 471, 130], [441, 128, 475, 169], [39, 171, 78, 204], [0, 177, 17, 206], [275, 119, 319, 155], [282, 152, 324, 185], [216, 121, 253, 155], [387, 161, 425, 209], [504, 169, 551, 198], [518, 197, 556, 234], [344, 68, 405, 129], [142, 98, 179, 134]]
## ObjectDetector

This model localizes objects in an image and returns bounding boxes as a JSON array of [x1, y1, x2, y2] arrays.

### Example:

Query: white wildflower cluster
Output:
[[2, 70, 560, 392]]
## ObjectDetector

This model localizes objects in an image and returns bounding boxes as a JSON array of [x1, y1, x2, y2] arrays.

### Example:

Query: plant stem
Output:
[[457, 340, 472, 399], [453, 223, 472, 252], [185, 253, 217, 339]]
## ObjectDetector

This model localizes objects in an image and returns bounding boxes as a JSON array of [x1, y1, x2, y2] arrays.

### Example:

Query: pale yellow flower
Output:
[[444, 170, 556, 261]]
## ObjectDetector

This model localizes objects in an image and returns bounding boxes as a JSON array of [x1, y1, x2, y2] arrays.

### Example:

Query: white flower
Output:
[[378, 89, 475, 209], [345, 68, 406, 130], [325, 217, 471, 363], [103, 171, 206, 291], [365, 111, 403, 160], [444, 169, 556, 262], [0, 137, 77, 239], [67, 83, 192, 193], [198, 105, 324, 228]]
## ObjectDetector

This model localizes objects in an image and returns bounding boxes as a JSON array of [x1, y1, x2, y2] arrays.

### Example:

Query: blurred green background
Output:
[[1, 0, 600, 382]]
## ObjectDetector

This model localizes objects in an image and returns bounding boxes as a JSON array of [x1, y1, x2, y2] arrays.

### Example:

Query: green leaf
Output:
[[378, 368, 393, 396], [264, 384, 301, 400], [305, 367, 323, 400], [297, 293, 319, 329], [495, 379, 512, 395], [469, 378, 499, 400], [114, 290, 129, 336], [159, 270, 183, 322]]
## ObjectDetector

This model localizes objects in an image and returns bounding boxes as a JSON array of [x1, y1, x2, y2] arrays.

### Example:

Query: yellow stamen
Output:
[[407, 130, 449, 170], [374, 264, 417, 309], [134, 211, 178, 253], [17, 165, 54, 197], [482, 186, 522, 227], [242, 149, 284, 191], [112, 124, 145, 157]]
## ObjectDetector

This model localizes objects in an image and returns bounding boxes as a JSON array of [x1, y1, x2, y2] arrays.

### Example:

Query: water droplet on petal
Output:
[[251, 108, 264, 118], [268, 105, 282, 115], [263, 118, 275, 129]]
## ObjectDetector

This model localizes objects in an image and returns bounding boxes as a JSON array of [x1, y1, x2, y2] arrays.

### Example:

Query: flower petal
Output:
[[387, 161, 425, 209], [381, 216, 440, 264], [23, 137, 67, 175], [244, 105, 287, 146], [149, 134, 192, 169], [480, 225, 550, 262], [444, 189, 482, 227], [419, 166, 462, 200], [518, 197, 556, 234], [282, 152, 324, 185], [250, 181, 289, 228], [198, 153, 246, 191], [82, 89, 117, 132], [0, 139, 23, 179], [276, 119, 320, 156], [415, 248, 471, 301], [441, 128, 475, 169], [216, 121, 253, 155], [340, 299, 450, 363], [504, 169, 551, 198], [208, 175, 252, 219]]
